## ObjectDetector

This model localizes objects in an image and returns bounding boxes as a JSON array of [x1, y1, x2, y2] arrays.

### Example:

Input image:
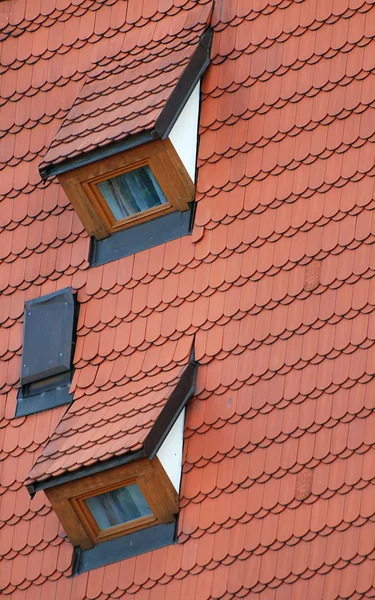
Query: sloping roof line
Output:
[[39, 28, 212, 180], [26, 343, 196, 496]]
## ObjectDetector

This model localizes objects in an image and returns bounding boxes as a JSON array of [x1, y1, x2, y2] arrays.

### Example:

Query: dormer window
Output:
[[45, 456, 179, 550], [26, 347, 196, 573], [97, 165, 167, 221], [85, 482, 153, 532], [58, 139, 193, 241], [38, 29, 212, 265]]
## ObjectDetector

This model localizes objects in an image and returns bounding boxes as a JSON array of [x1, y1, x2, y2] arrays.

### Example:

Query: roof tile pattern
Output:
[[27, 336, 193, 483], [1, 0, 375, 598], [39, 0, 212, 171]]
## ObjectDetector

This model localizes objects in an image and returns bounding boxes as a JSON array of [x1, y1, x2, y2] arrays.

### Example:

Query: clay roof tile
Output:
[[26, 337, 194, 489], [39, 8, 212, 178]]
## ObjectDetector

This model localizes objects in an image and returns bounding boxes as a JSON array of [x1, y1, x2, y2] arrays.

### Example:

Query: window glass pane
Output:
[[86, 483, 153, 530], [98, 165, 167, 221]]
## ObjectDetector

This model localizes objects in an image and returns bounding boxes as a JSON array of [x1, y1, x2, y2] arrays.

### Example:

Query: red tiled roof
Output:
[[1, 0, 375, 598], [26, 336, 193, 484], [39, 1, 212, 173]]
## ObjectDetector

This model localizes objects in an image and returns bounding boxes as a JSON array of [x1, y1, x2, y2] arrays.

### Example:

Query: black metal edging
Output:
[[39, 28, 213, 180], [39, 130, 157, 180], [155, 28, 213, 139], [26, 449, 146, 497], [143, 360, 196, 459]]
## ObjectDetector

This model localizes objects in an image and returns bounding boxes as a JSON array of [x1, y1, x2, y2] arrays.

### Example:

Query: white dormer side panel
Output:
[[168, 82, 200, 183], [157, 410, 185, 492]]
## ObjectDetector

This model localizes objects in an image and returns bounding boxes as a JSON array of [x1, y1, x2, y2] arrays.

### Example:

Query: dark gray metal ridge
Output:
[[144, 358, 196, 459], [26, 355, 196, 497], [26, 449, 146, 497], [39, 28, 213, 181], [154, 27, 213, 138]]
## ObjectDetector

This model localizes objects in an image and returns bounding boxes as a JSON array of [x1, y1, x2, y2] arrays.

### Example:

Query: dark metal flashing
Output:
[[90, 206, 193, 267], [155, 28, 213, 139], [27, 449, 146, 497], [17, 288, 79, 422], [72, 521, 177, 575], [16, 375, 73, 418], [39, 28, 212, 180], [21, 287, 75, 386], [144, 360, 196, 459]]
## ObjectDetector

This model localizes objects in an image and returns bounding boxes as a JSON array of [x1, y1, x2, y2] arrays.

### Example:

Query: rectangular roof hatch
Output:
[[21, 287, 75, 386]]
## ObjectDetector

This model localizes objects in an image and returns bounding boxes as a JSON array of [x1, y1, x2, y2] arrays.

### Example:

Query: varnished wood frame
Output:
[[71, 476, 157, 544], [83, 158, 173, 235], [58, 139, 195, 240], [45, 457, 179, 550]]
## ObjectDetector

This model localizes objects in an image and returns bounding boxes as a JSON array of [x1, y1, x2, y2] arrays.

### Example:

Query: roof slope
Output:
[[27, 336, 193, 484], [1, 0, 375, 598], [39, 1, 212, 173]]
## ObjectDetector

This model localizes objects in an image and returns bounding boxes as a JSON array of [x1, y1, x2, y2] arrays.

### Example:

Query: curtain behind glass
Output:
[[86, 483, 152, 530], [98, 165, 167, 221]]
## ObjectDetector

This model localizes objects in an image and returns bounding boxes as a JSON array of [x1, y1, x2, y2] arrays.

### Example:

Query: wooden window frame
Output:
[[71, 477, 157, 544], [45, 457, 179, 550], [58, 139, 195, 240]]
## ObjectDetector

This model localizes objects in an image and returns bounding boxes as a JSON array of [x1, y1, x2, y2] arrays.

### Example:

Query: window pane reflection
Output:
[[98, 165, 167, 221], [86, 483, 153, 530]]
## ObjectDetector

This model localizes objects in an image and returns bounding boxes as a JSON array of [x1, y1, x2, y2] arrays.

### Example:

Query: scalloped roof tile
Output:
[[26, 336, 194, 484], [2, 0, 375, 597], [39, 1, 212, 174]]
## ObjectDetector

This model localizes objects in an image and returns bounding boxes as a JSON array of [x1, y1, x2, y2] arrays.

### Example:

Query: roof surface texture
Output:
[[39, 2, 212, 173], [1, 0, 375, 598], [27, 337, 194, 484]]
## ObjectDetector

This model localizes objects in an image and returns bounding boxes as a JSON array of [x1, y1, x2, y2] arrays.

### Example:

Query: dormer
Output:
[[26, 339, 196, 573], [56, 139, 193, 240], [39, 28, 212, 264]]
